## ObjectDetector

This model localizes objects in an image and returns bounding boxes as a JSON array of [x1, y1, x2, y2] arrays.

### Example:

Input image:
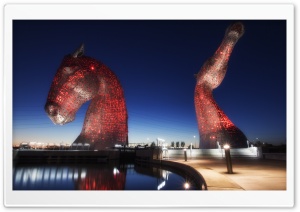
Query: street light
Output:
[[224, 144, 233, 174], [183, 148, 187, 161], [193, 135, 196, 149]]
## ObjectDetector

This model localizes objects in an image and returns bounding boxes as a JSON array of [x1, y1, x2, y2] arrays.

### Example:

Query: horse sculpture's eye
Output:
[[63, 67, 74, 74]]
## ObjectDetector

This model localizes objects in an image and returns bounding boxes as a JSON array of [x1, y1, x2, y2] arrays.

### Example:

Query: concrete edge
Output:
[[152, 159, 244, 190], [150, 159, 207, 190]]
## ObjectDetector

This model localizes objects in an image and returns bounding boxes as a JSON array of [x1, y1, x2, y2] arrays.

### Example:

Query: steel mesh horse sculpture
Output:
[[45, 44, 128, 150], [194, 22, 248, 149]]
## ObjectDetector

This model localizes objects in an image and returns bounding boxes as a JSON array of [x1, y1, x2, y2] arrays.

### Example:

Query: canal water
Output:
[[13, 162, 204, 190]]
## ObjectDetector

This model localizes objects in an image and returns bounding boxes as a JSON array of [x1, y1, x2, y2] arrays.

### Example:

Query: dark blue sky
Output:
[[13, 20, 286, 146]]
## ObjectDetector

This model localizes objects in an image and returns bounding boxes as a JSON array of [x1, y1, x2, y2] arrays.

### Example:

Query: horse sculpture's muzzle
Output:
[[45, 102, 59, 116], [45, 101, 73, 125]]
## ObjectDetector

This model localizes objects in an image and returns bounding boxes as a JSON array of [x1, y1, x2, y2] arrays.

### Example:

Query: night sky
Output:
[[13, 20, 286, 146]]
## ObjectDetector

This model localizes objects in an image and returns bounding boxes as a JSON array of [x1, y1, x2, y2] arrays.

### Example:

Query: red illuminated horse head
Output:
[[45, 44, 128, 150]]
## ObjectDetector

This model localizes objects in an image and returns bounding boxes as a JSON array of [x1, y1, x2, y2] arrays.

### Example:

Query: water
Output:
[[13, 162, 204, 190]]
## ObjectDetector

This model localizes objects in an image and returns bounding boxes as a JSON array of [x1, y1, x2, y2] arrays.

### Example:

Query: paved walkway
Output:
[[169, 157, 286, 190]]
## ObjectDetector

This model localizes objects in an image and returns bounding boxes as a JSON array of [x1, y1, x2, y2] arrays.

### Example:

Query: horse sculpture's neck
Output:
[[194, 22, 248, 149], [195, 84, 235, 134], [74, 59, 128, 150]]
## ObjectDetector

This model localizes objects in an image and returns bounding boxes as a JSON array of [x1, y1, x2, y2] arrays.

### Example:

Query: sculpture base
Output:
[[200, 126, 248, 149]]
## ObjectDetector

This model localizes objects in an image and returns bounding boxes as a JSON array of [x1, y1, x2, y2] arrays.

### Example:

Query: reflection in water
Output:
[[134, 165, 170, 190], [13, 162, 202, 190], [13, 162, 126, 190], [131, 164, 200, 190], [76, 164, 126, 190]]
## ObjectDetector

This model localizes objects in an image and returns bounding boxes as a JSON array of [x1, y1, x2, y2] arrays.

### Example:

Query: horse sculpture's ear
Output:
[[72, 43, 84, 58]]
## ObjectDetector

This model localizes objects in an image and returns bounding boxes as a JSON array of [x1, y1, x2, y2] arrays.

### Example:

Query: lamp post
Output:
[[224, 144, 233, 174], [193, 135, 196, 149], [183, 149, 187, 161]]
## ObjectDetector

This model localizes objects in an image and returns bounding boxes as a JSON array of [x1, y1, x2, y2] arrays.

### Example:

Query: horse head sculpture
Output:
[[195, 22, 248, 149], [45, 44, 128, 150]]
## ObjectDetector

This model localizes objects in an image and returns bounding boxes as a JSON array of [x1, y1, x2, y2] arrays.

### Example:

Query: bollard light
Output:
[[224, 144, 233, 174], [183, 148, 187, 161], [223, 144, 230, 149]]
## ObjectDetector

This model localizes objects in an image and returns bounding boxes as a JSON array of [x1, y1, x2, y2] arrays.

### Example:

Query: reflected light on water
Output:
[[13, 164, 202, 190], [13, 165, 126, 190], [184, 182, 190, 190]]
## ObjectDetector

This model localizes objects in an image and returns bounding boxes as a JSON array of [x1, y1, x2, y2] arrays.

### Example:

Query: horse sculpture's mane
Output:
[[45, 44, 128, 150], [194, 22, 248, 149]]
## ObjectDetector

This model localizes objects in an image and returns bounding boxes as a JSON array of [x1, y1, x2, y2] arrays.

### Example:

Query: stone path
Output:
[[169, 157, 286, 190]]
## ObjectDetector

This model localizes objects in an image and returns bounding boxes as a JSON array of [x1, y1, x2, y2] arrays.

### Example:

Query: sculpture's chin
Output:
[[49, 113, 75, 125]]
